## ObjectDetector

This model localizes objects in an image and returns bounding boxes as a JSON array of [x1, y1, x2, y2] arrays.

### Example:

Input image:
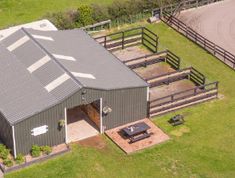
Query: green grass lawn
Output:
[[0, 0, 115, 29], [5, 22, 235, 178]]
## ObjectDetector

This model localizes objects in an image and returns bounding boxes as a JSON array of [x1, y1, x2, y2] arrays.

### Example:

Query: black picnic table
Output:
[[122, 122, 151, 143]]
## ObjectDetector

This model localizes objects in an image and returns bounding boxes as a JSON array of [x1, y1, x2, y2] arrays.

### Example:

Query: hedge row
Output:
[[46, 0, 180, 29]]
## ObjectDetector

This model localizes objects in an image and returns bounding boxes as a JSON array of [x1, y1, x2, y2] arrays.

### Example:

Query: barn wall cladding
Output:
[[14, 87, 148, 155], [0, 113, 13, 151]]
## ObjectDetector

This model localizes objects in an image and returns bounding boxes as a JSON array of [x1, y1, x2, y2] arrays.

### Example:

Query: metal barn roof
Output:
[[0, 27, 147, 125], [0, 19, 57, 41]]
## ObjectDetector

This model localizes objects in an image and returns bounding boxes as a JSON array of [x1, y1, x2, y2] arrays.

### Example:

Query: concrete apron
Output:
[[0, 169, 3, 178]]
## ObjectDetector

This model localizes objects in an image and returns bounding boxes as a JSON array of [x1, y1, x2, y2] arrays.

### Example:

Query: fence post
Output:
[[185, 26, 188, 37], [223, 51, 226, 62], [122, 31, 125, 49], [155, 37, 159, 53], [194, 88, 197, 95], [233, 56, 235, 69], [171, 94, 174, 101], [213, 44, 216, 55], [104, 36, 107, 48], [216, 82, 219, 98], [141, 27, 144, 45]]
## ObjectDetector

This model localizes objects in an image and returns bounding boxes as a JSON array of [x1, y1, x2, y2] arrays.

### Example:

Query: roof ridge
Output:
[[21, 28, 84, 88]]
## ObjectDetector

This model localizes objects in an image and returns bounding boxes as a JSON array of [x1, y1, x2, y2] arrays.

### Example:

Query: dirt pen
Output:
[[94, 27, 218, 117]]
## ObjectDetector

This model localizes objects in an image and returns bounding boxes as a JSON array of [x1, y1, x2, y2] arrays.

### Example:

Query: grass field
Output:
[[0, 0, 115, 29], [5, 22, 235, 178]]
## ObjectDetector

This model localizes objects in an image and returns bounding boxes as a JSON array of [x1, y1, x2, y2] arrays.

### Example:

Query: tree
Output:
[[77, 5, 94, 27]]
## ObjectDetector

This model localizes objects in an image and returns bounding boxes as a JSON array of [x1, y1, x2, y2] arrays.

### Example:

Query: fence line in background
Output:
[[94, 27, 159, 53], [161, 12, 235, 70]]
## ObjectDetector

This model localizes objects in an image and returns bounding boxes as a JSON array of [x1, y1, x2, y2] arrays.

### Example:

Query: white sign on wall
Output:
[[31, 125, 48, 136]]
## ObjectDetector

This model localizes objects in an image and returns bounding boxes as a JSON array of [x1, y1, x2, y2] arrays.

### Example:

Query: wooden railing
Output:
[[147, 67, 191, 87], [190, 67, 206, 85], [81, 20, 111, 32], [123, 50, 166, 69], [146, 66, 205, 87], [166, 50, 181, 70], [152, 0, 224, 16], [123, 50, 181, 70], [94, 27, 159, 52], [150, 81, 218, 109], [161, 12, 235, 70]]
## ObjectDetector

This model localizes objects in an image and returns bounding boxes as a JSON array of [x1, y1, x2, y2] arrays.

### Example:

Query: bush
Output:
[[31, 145, 41, 157], [40, 146, 52, 155], [15, 154, 25, 164], [45, 0, 173, 29], [91, 4, 109, 22], [77, 5, 94, 26], [47, 10, 78, 29], [0, 144, 10, 160], [3, 159, 13, 167]]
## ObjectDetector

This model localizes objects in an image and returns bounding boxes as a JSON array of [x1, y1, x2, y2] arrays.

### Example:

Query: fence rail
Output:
[[123, 50, 181, 70], [150, 81, 218, 111], [161, 12, 235, 70], [94, 27, 158, 52], [152, 0, 223, 16], [147, 66, 205, 87], [166, 50, 181, 69]]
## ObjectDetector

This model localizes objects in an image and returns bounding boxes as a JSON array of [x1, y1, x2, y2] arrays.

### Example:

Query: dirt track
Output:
[[178, 0, 235, 55]]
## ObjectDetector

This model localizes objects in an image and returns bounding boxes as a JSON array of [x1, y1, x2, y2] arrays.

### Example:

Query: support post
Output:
[[104, 36, 107, 48], [122, 31, 125, 49], [100, 98, 103, 133], [64, 108, 68, 144], [12, 126, 17, 158], [155, 37, 158, 53], [141, 27, 144, 45]]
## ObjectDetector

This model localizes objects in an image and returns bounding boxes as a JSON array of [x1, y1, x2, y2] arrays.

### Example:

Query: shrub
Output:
[[3, 159, 13, 167], [15, 154, 25, 164], [0, 144, 10, 160], [0, 144, 6, 152], [46, 10, 78, 30], [40, 146, 52, 155], [31, 145, 41, 157], [91, 4, 109, 22], [77, 5, 94, 26]]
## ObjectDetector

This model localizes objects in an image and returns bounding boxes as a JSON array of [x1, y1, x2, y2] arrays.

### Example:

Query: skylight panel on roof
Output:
[[53, 54, 76, 61], [7, 36, 30, 51], [27, 55, 51, 73], [32, 35, 54, 41], [71, 72, 96, 79], [44, 73, 70, 92]]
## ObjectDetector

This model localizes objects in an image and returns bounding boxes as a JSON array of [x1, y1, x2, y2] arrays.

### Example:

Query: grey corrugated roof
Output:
[[0, 44, 58, 124], [26, 28, 148, 90], [0, 27, 147, 124]]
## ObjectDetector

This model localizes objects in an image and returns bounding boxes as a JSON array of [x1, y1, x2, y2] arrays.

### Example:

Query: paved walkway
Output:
[[105, 118, 169, 154]]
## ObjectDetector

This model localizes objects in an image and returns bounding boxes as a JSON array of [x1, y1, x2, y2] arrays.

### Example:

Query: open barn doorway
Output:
[[65, 99, 102, 143]]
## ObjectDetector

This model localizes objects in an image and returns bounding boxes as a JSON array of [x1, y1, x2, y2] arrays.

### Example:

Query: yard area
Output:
[[0, 0, 115, 29], [5, 22, 235, 178]]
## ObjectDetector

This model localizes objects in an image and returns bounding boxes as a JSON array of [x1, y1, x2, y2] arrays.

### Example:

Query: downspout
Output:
[[12, 126, 17, 158]]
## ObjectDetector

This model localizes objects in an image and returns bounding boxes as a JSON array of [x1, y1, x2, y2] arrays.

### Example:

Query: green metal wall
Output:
[[14, 86, 148, 154], [0, 113, 13, 152]]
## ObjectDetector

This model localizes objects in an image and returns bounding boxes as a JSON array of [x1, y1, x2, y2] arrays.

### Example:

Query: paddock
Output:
[[178, 0, 235, 55]]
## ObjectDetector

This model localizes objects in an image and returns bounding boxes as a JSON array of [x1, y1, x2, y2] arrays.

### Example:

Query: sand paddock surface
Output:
[[178, 0, 235, 55]]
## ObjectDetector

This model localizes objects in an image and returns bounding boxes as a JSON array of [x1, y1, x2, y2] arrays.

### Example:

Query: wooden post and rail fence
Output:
[[94, 27, 159, 53]]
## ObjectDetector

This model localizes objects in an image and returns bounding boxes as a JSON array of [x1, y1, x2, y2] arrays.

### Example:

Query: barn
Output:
[[0, 27, 148, 156]]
